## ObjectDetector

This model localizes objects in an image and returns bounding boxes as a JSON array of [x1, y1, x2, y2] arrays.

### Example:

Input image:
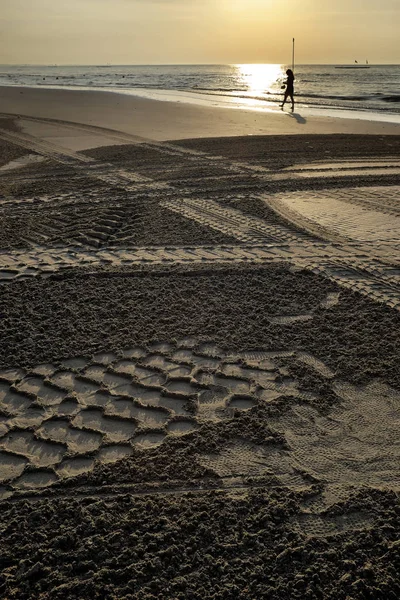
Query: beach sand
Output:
[[1, 86, 400, 145], [0, 88, 399, 599]]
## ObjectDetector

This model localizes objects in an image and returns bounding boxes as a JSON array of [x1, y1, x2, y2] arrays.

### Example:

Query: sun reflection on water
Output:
[[236, 63, 283, 96]]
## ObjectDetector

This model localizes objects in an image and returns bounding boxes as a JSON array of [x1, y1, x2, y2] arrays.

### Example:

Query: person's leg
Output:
[[280, 91, 288, 107]]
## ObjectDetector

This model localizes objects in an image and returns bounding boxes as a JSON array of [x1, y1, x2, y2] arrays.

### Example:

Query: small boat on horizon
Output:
[[335, 60, 370, 69]]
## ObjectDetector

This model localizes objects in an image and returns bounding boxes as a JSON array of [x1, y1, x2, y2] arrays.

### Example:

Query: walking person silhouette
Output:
[[280, 69, 294, 111]]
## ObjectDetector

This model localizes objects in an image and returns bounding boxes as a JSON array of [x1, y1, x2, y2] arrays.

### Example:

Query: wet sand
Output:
[[2, 85, 400, 143], [0, 105, 399, 599]]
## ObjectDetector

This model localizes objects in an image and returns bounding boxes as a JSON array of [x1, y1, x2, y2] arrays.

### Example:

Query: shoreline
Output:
[[2, 83, 400, 126], [1, 85, 400, 142]]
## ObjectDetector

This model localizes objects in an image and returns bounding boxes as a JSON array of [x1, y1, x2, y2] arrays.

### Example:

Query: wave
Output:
[[179, 87, 400, 110], [189, 89, 371, 103], [191, 86, 248, 93], [382, 95, 400, 103], [294, 92, 367, 101], [179, 87, 400, 106], [292, 92, 400, 103]]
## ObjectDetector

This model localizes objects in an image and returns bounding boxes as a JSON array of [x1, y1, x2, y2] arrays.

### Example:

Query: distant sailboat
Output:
[[335, 60, 370, 69]]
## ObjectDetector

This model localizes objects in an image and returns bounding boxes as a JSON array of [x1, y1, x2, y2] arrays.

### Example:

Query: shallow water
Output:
[[1, 64, 399, 118]]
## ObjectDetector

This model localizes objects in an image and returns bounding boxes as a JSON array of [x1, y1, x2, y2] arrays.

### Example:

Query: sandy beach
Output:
[[2, 86, 400, 144], [0, 86, 399, 599]]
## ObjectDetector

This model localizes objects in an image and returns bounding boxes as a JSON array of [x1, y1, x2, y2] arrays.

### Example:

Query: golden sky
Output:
[[1, 0, 399, 64]]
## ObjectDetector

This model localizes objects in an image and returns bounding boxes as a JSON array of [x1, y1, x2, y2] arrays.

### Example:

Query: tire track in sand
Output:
[[4, 114, 400, 182], [0, 242, 399, 308], [0, 337, 389, 538], [0, 123, 399, 309]]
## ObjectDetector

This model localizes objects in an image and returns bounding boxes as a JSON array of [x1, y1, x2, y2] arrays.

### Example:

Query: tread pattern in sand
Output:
[[161, 197, 302, 244], [1, 121, 399, 311], [0, 128, 168, 193], [268, 187, 400, 243], [1, 242, 399, 309], [281, 158, 400, 182], [1, 340, 400, 505], [0, 340, 292, 491], [293, 511, 374, 538]]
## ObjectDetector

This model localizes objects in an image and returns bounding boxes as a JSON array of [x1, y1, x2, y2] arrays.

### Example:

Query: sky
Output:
[[1, 0, 399, 65]]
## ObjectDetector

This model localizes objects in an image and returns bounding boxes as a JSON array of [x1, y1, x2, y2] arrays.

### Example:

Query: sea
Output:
[[1, 64, 399, 121]]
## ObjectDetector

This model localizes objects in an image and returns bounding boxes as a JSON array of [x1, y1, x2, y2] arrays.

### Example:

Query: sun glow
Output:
[[236, 64, 283, 94]]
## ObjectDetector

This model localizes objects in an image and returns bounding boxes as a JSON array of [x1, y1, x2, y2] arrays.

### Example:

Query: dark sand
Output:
[[0, 113, 399, 599], [1, 265, 399, 388]]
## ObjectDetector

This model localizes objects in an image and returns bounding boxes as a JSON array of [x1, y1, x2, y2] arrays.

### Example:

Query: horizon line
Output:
[[1, 62, 400, 67]]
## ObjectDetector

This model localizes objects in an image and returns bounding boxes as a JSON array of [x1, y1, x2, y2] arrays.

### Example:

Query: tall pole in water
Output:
[[292, 38, 295, 72]]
